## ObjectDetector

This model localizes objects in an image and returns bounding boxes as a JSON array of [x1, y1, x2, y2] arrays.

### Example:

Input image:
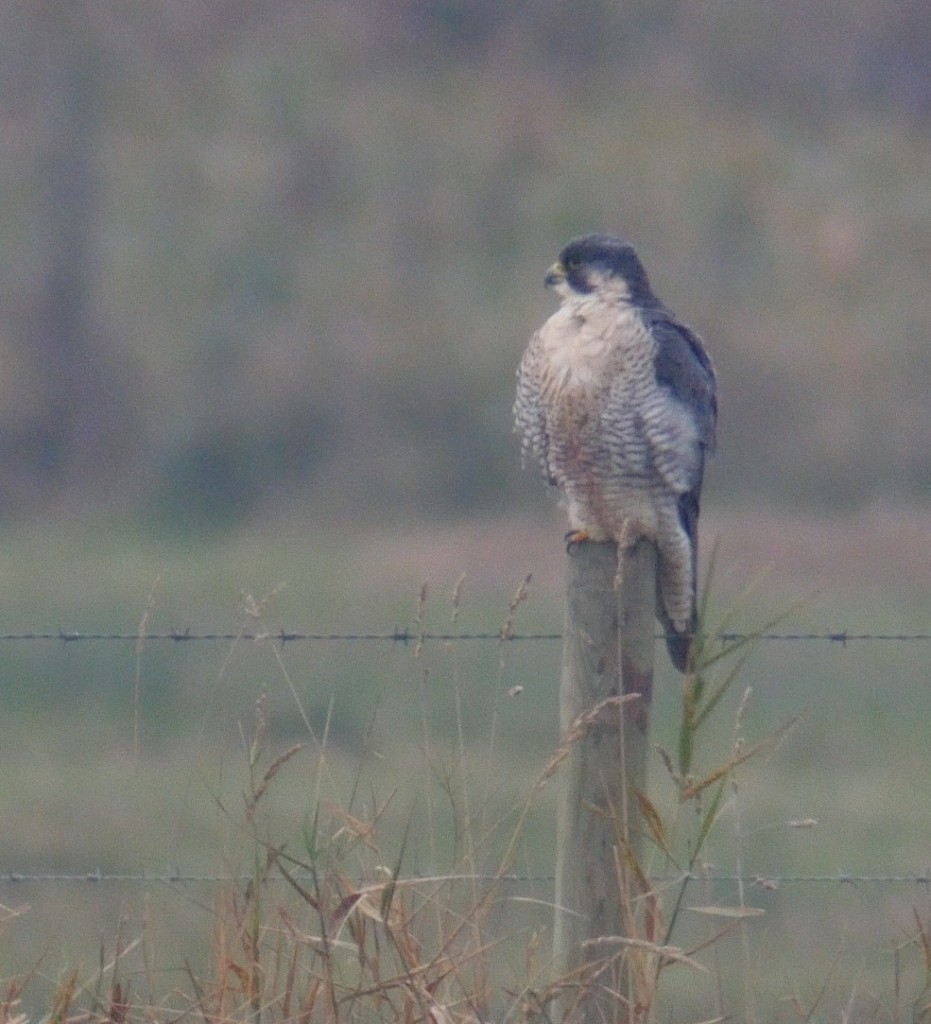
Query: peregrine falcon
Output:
[[514, 234, 717, 672]]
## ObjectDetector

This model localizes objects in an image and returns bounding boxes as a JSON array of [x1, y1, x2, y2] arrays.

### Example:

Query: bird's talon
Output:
[[565, 528, 591, 549]]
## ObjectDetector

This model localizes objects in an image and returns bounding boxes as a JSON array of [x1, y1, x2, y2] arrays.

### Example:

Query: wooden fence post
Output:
[[553, 537, 656, 1024]]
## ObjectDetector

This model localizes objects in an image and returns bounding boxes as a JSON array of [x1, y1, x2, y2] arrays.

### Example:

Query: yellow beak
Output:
[[545, 261, 566, 288]]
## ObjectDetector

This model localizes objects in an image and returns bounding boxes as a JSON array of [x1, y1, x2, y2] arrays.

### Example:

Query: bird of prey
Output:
[[514, 234, 717, 672]]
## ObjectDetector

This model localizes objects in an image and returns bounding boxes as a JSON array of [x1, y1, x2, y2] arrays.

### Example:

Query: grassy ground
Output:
[[0, 508, 929, 1021]]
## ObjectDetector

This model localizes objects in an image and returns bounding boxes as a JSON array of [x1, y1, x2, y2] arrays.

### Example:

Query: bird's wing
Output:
[[646, 316, 716, 671], [642, 315, 717, 496], [514, 332, 556, 484], [652, 316, 717, 455]]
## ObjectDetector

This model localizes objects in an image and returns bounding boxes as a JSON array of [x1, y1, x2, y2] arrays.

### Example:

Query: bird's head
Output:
[[545, 234, 655, 305]]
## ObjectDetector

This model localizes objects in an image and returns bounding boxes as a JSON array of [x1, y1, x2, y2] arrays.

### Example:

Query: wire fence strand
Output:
[[1, 871, 929, 887], [1, 629, 930, 645]]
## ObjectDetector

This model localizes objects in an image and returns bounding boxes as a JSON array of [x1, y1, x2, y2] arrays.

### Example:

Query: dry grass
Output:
[[1, 572, 930, 1024]]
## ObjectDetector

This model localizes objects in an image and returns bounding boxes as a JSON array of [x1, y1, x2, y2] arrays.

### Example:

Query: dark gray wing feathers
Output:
[[650, 314, 717, 672], [651, 315, 717, 457]]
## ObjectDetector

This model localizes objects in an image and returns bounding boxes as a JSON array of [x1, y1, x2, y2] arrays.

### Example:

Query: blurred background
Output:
[[1, 2, 930, 1018], [2, 0, 931, 529]]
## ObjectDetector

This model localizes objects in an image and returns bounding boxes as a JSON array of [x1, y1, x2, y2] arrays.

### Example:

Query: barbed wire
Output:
[[1, 870, 928, 887], [3, 626, 928, 895], [1, 629, 930, 645]]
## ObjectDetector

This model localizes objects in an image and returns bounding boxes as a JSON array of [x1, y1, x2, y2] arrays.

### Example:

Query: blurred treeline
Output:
[[2, 0, 930, 530]]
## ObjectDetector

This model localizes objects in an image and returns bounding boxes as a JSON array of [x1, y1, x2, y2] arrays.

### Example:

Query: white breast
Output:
[[536, 296, 654, 394]]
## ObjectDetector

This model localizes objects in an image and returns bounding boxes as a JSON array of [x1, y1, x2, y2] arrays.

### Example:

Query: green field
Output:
[[1, 511, 929, 1022]]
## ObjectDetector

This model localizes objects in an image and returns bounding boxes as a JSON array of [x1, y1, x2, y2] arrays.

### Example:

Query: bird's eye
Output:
[[565, 257, 581, 272]]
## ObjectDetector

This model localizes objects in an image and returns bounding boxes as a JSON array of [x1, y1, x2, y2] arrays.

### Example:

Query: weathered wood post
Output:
[[553, 538, 656, 1024]]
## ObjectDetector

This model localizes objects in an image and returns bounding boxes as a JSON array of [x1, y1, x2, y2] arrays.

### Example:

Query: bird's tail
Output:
[[657, 491, 701, 673], [656, 598, 696, 673]]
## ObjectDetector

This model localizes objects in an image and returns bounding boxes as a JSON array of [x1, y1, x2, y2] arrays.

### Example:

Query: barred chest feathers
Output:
[[529, 298, 671, 538]]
